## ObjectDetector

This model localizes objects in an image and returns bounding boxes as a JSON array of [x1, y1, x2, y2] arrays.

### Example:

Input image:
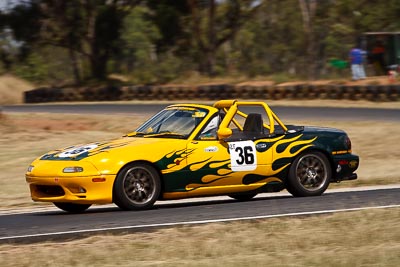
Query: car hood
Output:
[[28, 137, 188, 177], [39, 136, 181, 161]]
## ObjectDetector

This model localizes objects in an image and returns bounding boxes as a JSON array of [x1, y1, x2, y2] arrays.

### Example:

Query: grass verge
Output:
[[0, 208, 399, 267]]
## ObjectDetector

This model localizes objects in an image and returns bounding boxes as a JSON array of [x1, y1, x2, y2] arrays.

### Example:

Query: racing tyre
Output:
[[53, 202, 92, 213], [286, 151, 331, 197], [228, 193, 257, 201], [113, 163, 161, 210]]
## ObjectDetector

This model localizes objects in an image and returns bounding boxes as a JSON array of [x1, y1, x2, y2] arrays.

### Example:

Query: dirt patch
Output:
[[0, 112, 148, 133], [0, 74, 35, 104], [16, 118, 96, 131], [236, 81, 275, 86], [277, 76, 397, 87]]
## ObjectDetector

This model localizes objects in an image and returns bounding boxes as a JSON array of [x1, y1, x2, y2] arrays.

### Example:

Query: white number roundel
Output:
[[228, 141, 257, 171], [58, 144, 98, 158]]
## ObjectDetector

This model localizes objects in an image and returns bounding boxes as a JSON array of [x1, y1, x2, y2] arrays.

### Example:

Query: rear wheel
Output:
[[53, 202, 91, 213], [113, 163, 161, 210], [287, 151, 331, 197]]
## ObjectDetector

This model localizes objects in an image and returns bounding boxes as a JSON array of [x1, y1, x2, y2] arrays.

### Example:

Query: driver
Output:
[[199, 115, 220, 139]]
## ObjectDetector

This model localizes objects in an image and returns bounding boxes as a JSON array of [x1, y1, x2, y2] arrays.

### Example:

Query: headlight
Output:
[[27, 165, 34, 172], [63, 167, 84, 173]]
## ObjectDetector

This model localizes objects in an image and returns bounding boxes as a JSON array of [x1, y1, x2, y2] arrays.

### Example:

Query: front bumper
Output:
[[26, 174, 116, 204]]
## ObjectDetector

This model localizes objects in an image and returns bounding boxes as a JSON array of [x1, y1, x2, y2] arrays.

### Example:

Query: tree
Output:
[[37, 0, 138, 81], [4, 0, 143, 82], [187, 0, 261, 76], [229, 0, 305, 77], [118, 5, 161, 82], [147, 0, 189, 50], [4, 0, 400, 83], [0, 27, 20, 70], [298, 0, 317, 79], [0, 2, 41, 71]]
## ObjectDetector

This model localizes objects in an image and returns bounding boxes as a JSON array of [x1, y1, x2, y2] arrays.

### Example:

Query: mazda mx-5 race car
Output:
[[26, 100, 359, 212]]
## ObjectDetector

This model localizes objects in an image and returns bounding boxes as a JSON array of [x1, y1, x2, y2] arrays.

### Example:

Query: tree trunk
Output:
[[298, 0, 317, 80], [89, 50, 108, 80], [188, 0, 205, 73], [69, 47, 81, 84], [188, 0, 259, 77], [206, 0, 216, 77]]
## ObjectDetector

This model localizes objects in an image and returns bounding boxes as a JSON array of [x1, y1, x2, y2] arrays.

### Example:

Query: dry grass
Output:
[[0, 112, 399, 211], [171, 71, 400, 87], [0, 111, 399, 266], [0, 112, 148, 210], [0, 74, 35, 104], [0, 208, 399, 267], [267, 99, 400, 109]]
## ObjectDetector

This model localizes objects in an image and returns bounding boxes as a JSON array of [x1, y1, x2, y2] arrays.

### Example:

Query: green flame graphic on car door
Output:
[[156, 134, 316, 198]]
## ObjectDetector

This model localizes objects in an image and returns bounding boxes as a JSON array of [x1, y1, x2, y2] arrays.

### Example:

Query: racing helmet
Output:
[[202, 116, 220, 134]]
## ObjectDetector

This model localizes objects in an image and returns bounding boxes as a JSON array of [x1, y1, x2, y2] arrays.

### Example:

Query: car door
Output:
[[185, 114, 274, 197], [185, 138, 236, 196]]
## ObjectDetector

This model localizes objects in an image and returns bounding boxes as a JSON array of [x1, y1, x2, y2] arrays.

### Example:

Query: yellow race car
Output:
[[26, 100, 359, 212]]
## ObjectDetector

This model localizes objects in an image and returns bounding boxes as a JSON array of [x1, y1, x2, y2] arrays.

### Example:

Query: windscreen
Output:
[[135, 107, 208, 138]]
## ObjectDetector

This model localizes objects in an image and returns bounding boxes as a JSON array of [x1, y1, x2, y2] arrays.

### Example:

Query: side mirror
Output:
[[217, 128, 232, 140]]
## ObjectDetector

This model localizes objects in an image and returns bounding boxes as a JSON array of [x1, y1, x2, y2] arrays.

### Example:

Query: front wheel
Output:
[[286, 151, 331, 197], [53, 202, 92, 213], [113, 163, 161, 210]]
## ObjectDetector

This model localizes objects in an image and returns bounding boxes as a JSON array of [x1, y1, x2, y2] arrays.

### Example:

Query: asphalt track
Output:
[[1, 187, 399, 243], [1, 103, 399, 243], [3, 103, 400, 121]]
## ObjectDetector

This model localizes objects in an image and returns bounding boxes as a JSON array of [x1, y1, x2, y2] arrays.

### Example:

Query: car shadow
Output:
[[34, 194, 294, 216]]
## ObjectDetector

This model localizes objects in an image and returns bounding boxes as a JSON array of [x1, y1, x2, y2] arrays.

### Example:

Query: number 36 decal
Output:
[[228, 141, 257, 171]]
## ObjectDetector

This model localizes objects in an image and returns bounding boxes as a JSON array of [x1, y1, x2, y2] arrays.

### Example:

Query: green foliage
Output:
[[13, 53, 46, 82], [2, 0, 400, 84], [13, 46, 73, 83], [121, 6, 161, 69], [127, 53, 184, 84], [118, 6, 165, 84], [147, 0, 189, 49], [154, 53, 186, 83], [269, 73, 297, 84]]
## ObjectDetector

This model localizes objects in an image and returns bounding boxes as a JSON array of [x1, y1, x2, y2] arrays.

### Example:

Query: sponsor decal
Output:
[[193, 111, 207, 118], [204, 146, 218, 152], [255, 142, 270, 152], [332, 150, 351, 155], [349, 160, 358, 168]]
